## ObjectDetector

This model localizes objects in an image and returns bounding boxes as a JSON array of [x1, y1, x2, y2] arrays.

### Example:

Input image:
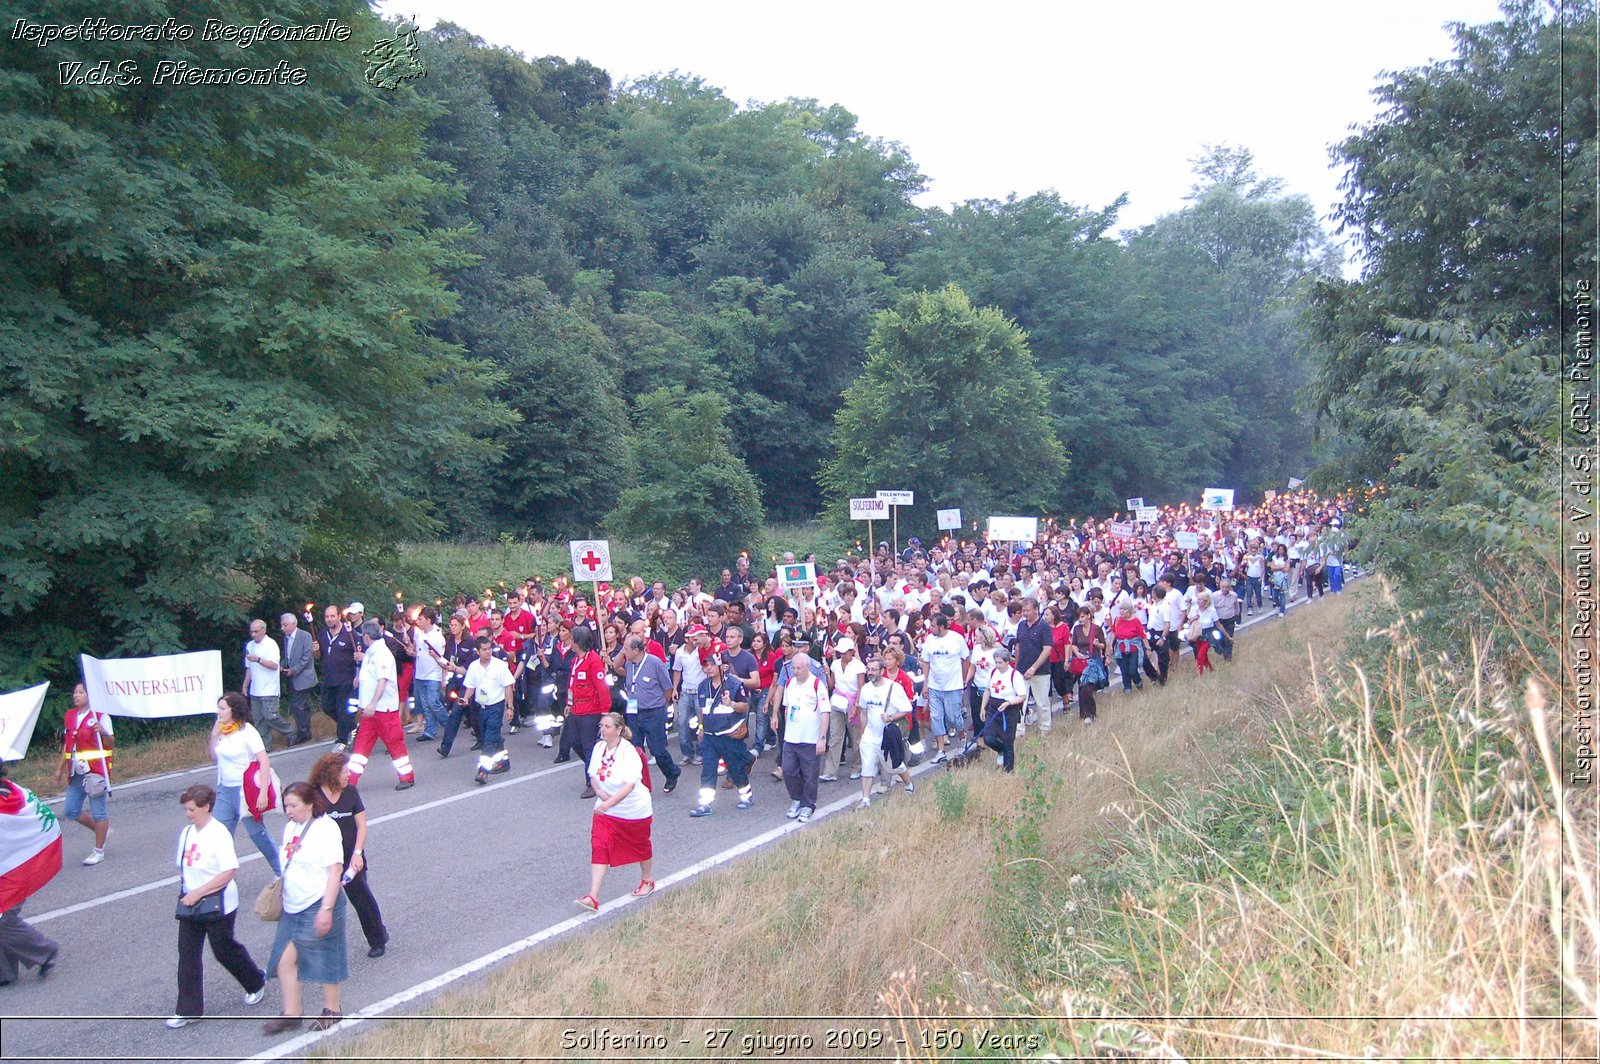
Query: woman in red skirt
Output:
[[576, 712, 654, 911]]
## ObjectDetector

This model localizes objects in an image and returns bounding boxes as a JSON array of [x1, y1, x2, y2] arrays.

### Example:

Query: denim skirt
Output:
[[267, 890, 349, 985]]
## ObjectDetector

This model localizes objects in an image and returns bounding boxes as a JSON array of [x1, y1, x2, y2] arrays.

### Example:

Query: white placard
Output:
[[987, 516, 1039, 542], [569, 539, 614, 582], [1201, 488, 1235, 511], [777, 561, 817, 592], [80, 650, 223, 719], [1125, 497, 1145, 511], [1108, 521, 1135, 538], [876, 490, 914, 506], [0, 683, 48, 760], [1174, 531, 1201, 550], [1135, 506, 1160, 524], [850, 497, 890, 520], [937, 508, 963, 531], [1288, 477, 1305, 489]]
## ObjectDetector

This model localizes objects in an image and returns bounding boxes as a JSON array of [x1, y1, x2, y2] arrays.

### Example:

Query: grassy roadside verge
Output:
[[324, 588, 1369, 1061]]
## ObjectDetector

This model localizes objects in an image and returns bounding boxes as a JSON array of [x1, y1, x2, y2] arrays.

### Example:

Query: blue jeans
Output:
[[628, 707, 680, 782], [1270, 579, 1288, 615], [214, 782, 281, 876], [674, 689, 703, 759], [1116, 649, 1143, 691], [412, 679, 445, 738], [63, 773, 109, 823], [1245, 575, 1264, 609], [927, 688, 966, 738]]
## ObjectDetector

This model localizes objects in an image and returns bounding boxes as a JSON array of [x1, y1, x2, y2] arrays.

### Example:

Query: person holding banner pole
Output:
[[211, 693, 282, 876], [52, 683, 112, 866]]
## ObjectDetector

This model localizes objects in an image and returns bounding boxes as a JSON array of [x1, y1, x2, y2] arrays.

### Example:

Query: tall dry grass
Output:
[[326, 586, 1363, 1061], [961, 574, 1596, 1062]]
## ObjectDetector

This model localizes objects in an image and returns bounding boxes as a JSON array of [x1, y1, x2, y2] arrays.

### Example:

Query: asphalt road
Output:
[[0, 587, 1343, 1064]]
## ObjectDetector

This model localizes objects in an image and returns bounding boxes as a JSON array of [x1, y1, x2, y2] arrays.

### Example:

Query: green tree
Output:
[[0, 2, 506, 689], [821, 286, 1067, 538], [1304, 0, 1590, 638], [607, 388, 764, 577]]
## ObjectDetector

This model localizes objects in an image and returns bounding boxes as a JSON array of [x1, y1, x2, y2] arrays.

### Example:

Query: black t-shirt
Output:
[[322, 787, 364, 864]]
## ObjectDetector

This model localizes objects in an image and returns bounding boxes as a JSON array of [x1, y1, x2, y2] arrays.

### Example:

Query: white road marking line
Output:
[[237, 767, 914, 1063], [29, 761, 579, 925]]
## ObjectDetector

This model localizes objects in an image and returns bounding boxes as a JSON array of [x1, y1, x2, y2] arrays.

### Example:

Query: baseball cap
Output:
[[835, 636, 856, 654], [347, 601, 365, 614], [686, 624, 708, 636], [698, 639, 727, 664]]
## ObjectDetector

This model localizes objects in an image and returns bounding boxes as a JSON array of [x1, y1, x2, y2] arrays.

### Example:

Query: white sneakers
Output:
[[538, 734, 553, 748], [786, 800, 802, 819], [165, 1015, 199, 1029], [82, 849, 105, 866], [244, 987, 265, 1006], [857, 797, 871, 809], [797, 806, 814, 823]]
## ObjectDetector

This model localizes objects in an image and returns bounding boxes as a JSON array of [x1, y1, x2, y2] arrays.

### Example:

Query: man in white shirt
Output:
[[410, 606, 448, 743], [779, 653, 829, 823], [1148, 575, 1184, 686], [921, 613, 972, 763], [823, 638, 867, 782], [242, 619, 291, 749], [853, 656, 913, 807], [349, 621, 416, 790], [464, 634, 516, 786], [672, 627, 709, 765]]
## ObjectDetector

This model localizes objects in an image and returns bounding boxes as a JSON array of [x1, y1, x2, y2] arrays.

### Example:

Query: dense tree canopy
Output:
[[0, 1, 506, 688], [1304, 0, 1592, 633], [10, 0, 1571, 694], [821, 286, 1068, 539]]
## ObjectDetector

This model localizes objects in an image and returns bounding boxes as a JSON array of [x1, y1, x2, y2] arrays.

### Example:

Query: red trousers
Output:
[[349, 711, 415, 784]]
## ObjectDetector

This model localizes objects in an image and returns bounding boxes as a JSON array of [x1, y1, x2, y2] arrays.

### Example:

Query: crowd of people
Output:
[[7, 487, 1364, 1033]]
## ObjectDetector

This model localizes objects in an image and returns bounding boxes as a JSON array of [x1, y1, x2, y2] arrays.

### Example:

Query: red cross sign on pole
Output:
[[568, 540, 613, 583]]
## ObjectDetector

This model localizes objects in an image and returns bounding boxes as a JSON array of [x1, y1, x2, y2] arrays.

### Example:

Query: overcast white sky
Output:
[[378, 0, 1508, 264]]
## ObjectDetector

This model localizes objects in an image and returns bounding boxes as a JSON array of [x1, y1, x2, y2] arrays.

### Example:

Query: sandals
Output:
[[575, 894, 599, 912], [631, 880, 655, 898], [311, 1008, 343, 1031], [262, 1015, 303, 1035]]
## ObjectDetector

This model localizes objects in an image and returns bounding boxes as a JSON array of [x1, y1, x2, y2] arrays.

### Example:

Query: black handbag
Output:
[[176, 890, 225, 922]]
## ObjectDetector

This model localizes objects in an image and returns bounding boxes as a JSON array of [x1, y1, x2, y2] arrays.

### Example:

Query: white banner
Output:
[[936, 508, 963, 531], [80, 650, 222, 719], [850, 497, 889, 520], [1125, 497, 1144, 511], [1135, 506, 1160, 524], [876, 490, 914, 506], [987, 516, 1039, 542], [1107, 521, 1135, 538], [1201, 488, 1235, 511], [1288, 476, 1305, 490], [1174, 531, 1201, 550], [0, 683, 48, 760], [777, 561, 817, 592], [569, 539, 613, 583]]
